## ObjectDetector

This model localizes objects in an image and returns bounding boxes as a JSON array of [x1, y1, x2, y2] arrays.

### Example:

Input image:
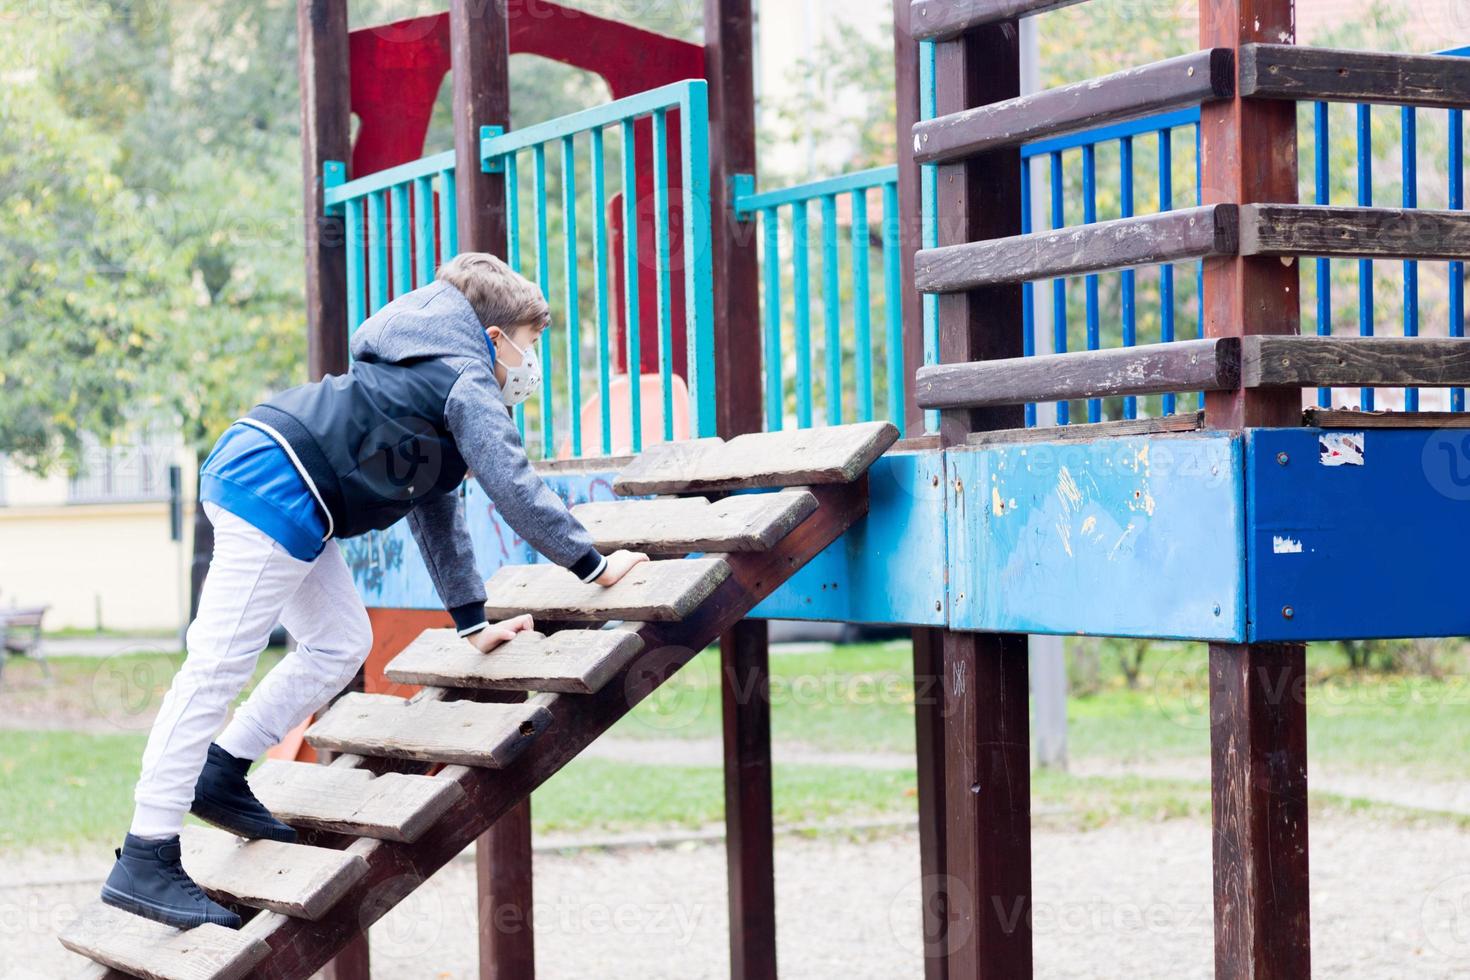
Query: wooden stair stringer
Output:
[[196, 478, 869, 980]]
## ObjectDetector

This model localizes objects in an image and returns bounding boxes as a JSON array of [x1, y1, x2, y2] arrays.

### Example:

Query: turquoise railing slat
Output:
[[1158, 130, 1176, 416], [1082, 144, 1101, 423], [346, 198, 364, 332], [412, 176, 435, 288], [761, 207, 783, 431], [920, 39, 940, 435], [652, 108, 675, 443], [591, 127, 613, 454], [621, 117, 642, 454], [437, 168, 458, 264], [505, 153, 522, 272], [391, 183, 411, 299], [562, 134, 582, 457], [1048, 150, 1068, 425], [533, 143, 553, 458], [821, 193, 842, 426], [851, 189, 874, 423], [881, 182, 904, 436], [679, 83, 717, 439], [1402, 105, 1420, 412], [792, 202, 814, 428], [368, 190, 388, 316], [1120, 135, 1138, 420]]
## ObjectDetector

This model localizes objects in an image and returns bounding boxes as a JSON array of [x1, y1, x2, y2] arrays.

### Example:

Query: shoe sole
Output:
[[192, 798, 299, 844], [100, 884, 241, 930]]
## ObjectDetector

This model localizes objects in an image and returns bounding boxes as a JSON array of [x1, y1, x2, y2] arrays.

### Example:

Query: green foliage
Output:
[[0, 0, 305, 472]]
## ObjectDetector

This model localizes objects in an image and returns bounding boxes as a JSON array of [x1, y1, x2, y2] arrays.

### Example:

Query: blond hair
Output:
[[436, 252, 551, 330]]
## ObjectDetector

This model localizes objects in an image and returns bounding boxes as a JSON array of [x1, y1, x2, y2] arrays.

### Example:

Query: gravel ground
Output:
[[6, 814, 1468, 979]]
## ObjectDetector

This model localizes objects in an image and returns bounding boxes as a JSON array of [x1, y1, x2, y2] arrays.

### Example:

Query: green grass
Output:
[[3, 638, 1468, 852]]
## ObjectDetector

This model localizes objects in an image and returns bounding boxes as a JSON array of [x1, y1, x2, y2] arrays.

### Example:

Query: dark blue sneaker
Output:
[[100, 834, 241, 929], [191, 743, 298, 843]]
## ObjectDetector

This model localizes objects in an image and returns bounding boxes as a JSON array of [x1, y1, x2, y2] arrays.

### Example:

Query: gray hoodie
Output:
[[339, 281, 604, 632]]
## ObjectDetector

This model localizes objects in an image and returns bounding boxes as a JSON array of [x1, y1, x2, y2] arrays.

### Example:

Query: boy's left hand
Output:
[[467, 614, 535, 654]]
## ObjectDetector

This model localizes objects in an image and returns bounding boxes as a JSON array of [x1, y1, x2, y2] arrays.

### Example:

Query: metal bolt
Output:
[[931, 475, 940, 487], [1213, 604, 1222, 617], [1276, 452, 1290, 466], [935, 600, 942, 612], [1282, 605, 1295, 619]]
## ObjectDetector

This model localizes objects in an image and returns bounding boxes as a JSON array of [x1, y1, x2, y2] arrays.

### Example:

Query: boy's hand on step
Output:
[[468, 614, 535, 653], [595, 550, 650, 587]]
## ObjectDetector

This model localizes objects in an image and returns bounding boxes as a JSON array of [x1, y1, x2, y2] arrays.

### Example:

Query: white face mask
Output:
[[496, 331, 542, 407]]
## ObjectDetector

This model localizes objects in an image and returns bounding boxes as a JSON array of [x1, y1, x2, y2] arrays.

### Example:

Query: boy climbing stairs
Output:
[[61, 420, 898, 980]]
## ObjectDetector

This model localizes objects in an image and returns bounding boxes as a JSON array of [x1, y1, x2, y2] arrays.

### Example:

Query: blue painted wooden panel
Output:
[[947, 434, 1245, 641], [1247, 428, 1470, 642], [344, 471, 623, 610], [750, 451, 948, 627]]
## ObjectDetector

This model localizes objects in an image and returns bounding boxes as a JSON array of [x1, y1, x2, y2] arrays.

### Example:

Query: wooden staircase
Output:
[[62, 420, 898, 980]]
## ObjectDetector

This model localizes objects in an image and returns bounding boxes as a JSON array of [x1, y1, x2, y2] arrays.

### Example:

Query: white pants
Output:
[[130, 503, 372, 839]]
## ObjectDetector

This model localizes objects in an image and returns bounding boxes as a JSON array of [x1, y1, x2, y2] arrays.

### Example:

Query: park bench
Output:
[[0, 604, 51, 682]]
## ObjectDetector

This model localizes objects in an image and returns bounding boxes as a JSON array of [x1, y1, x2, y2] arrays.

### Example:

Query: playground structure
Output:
[[59, 0, 1470, 977]]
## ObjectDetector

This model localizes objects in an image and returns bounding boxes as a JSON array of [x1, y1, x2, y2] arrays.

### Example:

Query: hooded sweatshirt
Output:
[[203, 280, 605, 635]]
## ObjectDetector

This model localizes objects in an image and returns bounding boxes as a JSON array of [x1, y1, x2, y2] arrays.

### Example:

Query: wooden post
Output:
[[706, 2, 776, 977], [299, 4, 362, 976], [1199, 1, 1311, 977], [893, 0, 927, 435], [448, 2, 529, 976], [298, 0, 350, 383], [931, 20, 1032, 979]]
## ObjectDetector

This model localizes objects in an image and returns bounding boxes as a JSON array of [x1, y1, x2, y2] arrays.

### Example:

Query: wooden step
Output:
[[483, 558, 729, 622], [60, 901, 268, 980], [248, 759, 464, 843], [385, 627, 643, 694], [612, 421, 898, 496], [305, 692, 552, 767], [181, 826, 367, 921], [572, 491, 818, 554]]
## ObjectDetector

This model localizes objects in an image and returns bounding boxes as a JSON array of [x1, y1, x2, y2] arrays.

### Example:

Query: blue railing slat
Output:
[[346, 199, 364, 332], [1082, 144, 1102, 423], [590, 128, 613, 454], [762, 206, 783, 431], [1402, 105, 1420, 412], [821, 193, 843, 426], [1452, 107, 1465, 413], [882, 182, 905, 435], [1049, 150, 1069, 425], [1120, 135, 1138, 420], [533, 144, 553, 458], [621, 117, 642, 455], [1357, 103, 1375, 412], [852, 189, 875, 422], [1021, 156, 1037, 428], [1159, 128, 1177, 417], [390, 184, 411, 299], [562, 134, 582, 457], [1315, 101, 1332, 409], [651, 109, 675, 443], [412, 176, 435, 288], [368, 190, 388, 316], [793, 202, 815, 428]]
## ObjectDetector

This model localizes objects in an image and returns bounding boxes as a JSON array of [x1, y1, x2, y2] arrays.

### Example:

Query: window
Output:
[[68, 426, 175, 504]]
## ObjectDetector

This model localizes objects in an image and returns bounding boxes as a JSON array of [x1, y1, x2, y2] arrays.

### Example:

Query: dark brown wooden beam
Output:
[[965, 411, 1204, 445], [910, 627, 949, 980], [914, 49, 1234, 164], [450, 0, 510, 256], [1304, 407, 1470, 429], [1201, 3, 1310, 978], [1240, 43, 1470, 110], [911, 0, 1088, 41], [894, 0, 928, 435], [916, 338, 1241, 409], [931, 20, 1033, 980], [707, 5, 776, 974], [298, 0, 350, 382], [1239, 204, 1470, 261], [916, 205, 1239, 293], [449, 4, 522, 977], [1210, 643, 1311, 979], [1241, 336, 1470, 389]]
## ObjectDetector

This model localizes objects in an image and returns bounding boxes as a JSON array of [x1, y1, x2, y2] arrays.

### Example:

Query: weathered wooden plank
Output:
[[914, 49, 1234, 164], [1239, 204, 1470, 261], [60, 902, 269, 980], [248, 759, 463, 843], [1241, 336, 1470, 388], [915, 338, 1240, 409], [384, 627, 644, 694], [306, 692, 551, 767], [1304, 408, 1470, 429], [180, 826, 367, 921], [612, 421, 899, 496], [234, 480, 870, 980], [915, 205, 1239, 293], [910, 0, 1087, 40], [1240, 43, 1470, 110], [483, 558, 730, 622], [966, 411, 1205, 445], [572, 491, 818, 554]]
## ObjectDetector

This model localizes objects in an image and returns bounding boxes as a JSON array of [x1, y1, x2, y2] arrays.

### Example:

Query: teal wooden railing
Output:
[[323, 152, 459, 336], [480, 80, 715, 458], [325, 80, 715, 461], [733, 166, 907, 436]]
